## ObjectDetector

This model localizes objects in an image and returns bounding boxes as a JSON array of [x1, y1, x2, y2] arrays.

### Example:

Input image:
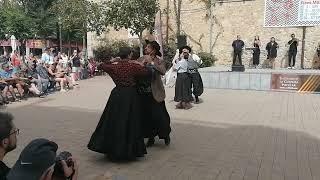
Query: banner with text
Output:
[[271, 74, 320, 92], [264, 0, 320, 27]]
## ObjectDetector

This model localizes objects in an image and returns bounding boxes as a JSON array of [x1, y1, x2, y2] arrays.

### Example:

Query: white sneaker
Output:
[[287, 67, 292, 69], [292, 67, 296, 69]]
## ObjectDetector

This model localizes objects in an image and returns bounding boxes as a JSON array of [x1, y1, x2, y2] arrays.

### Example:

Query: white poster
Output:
[[298, 0, 320, 22], [264, 0, 320, 27]]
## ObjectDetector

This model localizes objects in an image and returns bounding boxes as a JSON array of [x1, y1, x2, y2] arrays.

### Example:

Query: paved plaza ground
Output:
[[3, 76, 320, 180]]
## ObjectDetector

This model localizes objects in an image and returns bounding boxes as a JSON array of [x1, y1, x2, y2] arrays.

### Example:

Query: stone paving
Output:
[[3, 76, 320, 180]]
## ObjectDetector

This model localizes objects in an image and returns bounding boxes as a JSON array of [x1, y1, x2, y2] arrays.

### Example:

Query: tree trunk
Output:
[[173, 0, 182, 41], [139, 32, 143, 57], [68, 31, 71, 57]]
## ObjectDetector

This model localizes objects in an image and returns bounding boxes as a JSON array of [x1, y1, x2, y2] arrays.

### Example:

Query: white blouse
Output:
[[174, 59, 188, 73]]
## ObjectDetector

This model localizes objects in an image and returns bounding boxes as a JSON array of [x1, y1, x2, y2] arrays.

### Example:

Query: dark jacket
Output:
[[232, 40, 245, 52], [266, 42, 279, 59]]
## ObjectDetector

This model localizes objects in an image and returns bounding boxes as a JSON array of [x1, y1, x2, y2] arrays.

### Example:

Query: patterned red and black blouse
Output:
[[99, 60, 149, 87]]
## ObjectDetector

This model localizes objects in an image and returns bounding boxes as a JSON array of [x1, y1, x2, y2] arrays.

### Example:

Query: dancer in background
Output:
[[252, 36, 261, 68], [174, 47, 193, 109], [138, 40, 171, 147], [287, 33, 298, 69], [266, 37, 279, 69], [180, 46, 203, 104], [88, 47, 150, 161]]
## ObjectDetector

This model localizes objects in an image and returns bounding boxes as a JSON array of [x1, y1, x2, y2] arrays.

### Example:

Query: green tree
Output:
[[104, 0, 160, 56], [0, 1, 35, 40], [51, 0, 105, 56], [18, 0, 59, 38]]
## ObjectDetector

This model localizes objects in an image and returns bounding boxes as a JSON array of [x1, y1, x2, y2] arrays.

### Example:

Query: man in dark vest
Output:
[[232, 35, 245, 66]]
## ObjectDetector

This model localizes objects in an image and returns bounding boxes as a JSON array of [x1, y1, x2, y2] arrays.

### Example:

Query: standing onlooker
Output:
[[0, 112, 18, 179], [287, 33, 299, 69], [10, 51, 21, 72], [88, 57, 97, 78], [266, 37, 279, 69], [70, 50, 81, 83], [252, 36, 261, 68], [41, 48, 53, 65], [232, 35, 245, 66], [60, 53, 69, 68]]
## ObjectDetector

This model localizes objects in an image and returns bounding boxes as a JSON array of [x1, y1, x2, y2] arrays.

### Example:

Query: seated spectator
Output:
[[0, 79, 13, 104], [0, 64, 25, 99], [0, 112, 18, 179], [28, 64, 49, 96], [47, 63, 73, 92], [27, 53, 37, 66], [36, 61, 51, 93], [7, 138, 78, 180], [13, 68, 43, 98]]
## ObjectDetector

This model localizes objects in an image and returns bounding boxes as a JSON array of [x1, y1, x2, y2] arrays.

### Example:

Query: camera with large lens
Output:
[[53, 151, 74, 178]]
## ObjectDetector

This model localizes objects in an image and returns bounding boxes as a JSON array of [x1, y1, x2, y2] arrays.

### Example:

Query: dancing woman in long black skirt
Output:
[[138, 41, 171, 147], [87, 47, 150, 161]]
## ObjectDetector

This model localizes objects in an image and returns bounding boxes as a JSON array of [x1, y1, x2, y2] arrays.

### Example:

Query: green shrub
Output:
[[198, 52, 217, 68], [93, 40, 131, 62], [162, 43, 176, 70]]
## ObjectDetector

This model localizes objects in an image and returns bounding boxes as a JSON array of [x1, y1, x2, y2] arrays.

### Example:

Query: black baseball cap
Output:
[[7, 138, 58, 180]]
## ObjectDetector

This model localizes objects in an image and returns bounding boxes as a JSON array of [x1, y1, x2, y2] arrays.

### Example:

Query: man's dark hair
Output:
[[131, 49, 140, 60], [0, 112, 14, 142], [118, 47, 132, 59], [179, 46, 192, 54]]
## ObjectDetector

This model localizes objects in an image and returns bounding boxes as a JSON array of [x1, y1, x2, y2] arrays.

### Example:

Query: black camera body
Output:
[[53, 151, 74, 178]]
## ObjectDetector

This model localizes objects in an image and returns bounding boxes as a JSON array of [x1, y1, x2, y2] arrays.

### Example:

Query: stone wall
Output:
[[87, 0, 320, 68]]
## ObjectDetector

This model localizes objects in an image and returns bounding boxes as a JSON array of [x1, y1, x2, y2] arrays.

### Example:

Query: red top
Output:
[[99, 60, 149, 87], [11, 54, 21, 67]]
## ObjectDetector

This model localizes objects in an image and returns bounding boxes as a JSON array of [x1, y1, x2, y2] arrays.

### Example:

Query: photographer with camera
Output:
[[52, 151, 79, 180], [7, 138, 79, 180]]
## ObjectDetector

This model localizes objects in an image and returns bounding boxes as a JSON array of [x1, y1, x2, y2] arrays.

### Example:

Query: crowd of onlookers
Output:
[[0, 48, 98, 106]]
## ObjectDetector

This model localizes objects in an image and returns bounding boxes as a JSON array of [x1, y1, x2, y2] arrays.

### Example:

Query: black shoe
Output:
[[195, 96, 199, 104], [164, 136, 171, 146], [146, 137, 155, 147]]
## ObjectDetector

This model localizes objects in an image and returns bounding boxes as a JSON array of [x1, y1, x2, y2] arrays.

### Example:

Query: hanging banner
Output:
[[264, 0, 320, 27]]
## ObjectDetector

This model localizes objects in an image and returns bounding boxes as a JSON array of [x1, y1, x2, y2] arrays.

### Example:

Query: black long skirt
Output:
[[253, 49, 260, 65], [174, 72, 193, 102], [190, 72, 204, 97], [87, 86, 147, 161], [140, 93, 171, 139]]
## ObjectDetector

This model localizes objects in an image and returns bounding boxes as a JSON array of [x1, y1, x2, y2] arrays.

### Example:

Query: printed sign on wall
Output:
[[264, 0, 320, 27], [271, 74, 320, 92]]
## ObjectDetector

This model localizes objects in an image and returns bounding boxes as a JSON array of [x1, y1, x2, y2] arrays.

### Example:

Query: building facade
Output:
[[87, 0, 320, 68]]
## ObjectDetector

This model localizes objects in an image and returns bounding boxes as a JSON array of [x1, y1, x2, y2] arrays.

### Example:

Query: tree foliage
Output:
[[50, 0, 105, 35], [104, 0, 160, 55], [0, 1, 36, 40], [105, 0, 159, 36]]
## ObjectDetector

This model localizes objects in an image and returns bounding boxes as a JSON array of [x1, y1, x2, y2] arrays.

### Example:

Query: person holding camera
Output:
[[7, 138, 79, 180]]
